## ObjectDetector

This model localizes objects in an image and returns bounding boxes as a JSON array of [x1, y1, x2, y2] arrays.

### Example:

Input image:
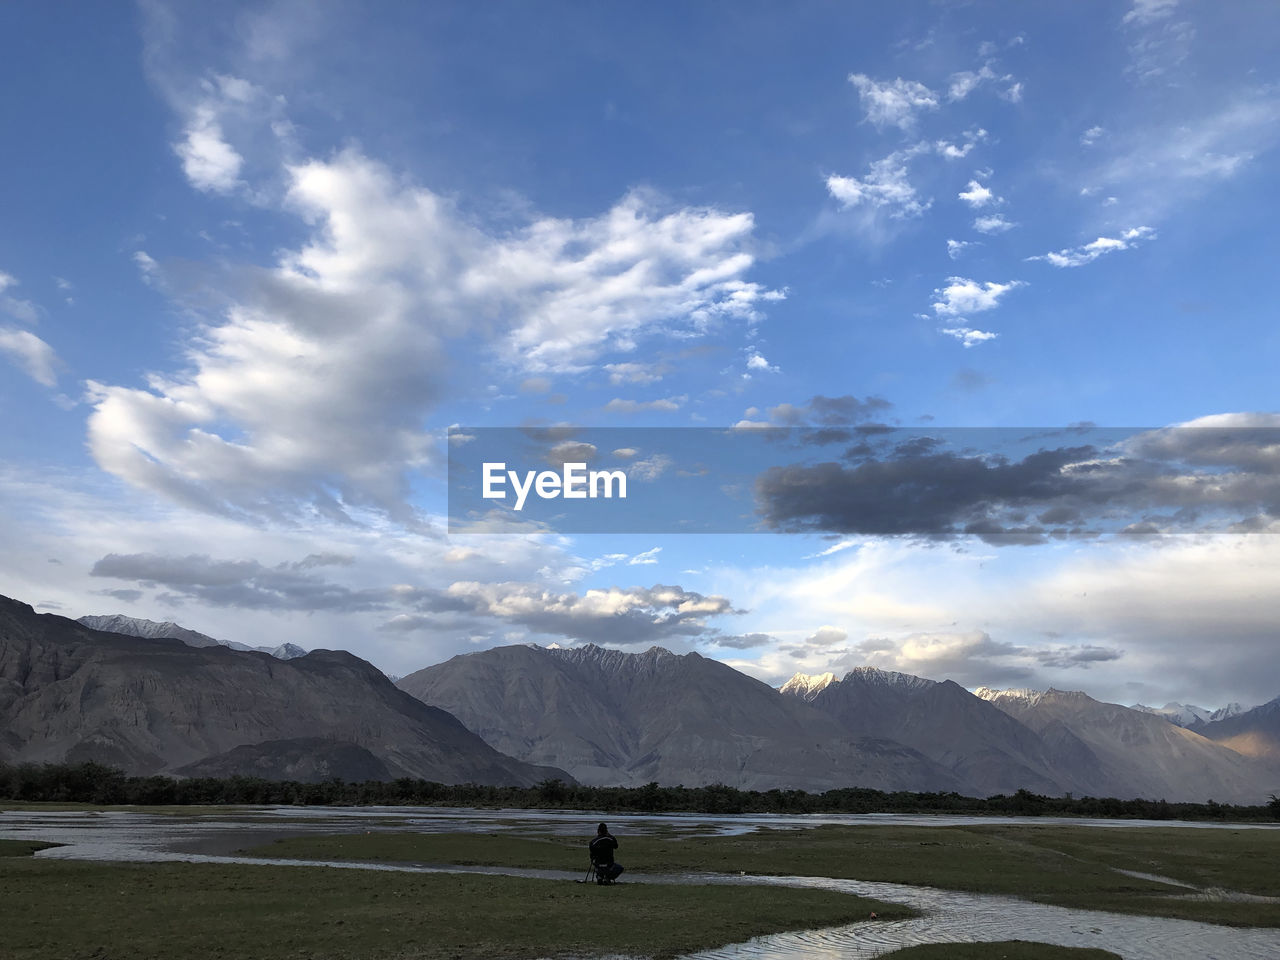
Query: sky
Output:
[[2, 0, 1279, 710]]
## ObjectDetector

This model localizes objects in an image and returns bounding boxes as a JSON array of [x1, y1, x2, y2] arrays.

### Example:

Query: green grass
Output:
[[879, 943, 1122, 959], [0, 839, 58, 857], [0, 857, 910, 960], [252, 824, 1280, 927]]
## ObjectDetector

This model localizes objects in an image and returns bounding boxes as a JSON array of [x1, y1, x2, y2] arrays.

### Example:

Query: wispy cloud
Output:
[[1123, 0, 1179, 26], [848, 74, 938, 130], [0, 328, 59, 386], [826, 147, 931, 218], [1080, 125, 1105, 147], [1026, 227, 1156, 267], [0, 271, 40, 324]]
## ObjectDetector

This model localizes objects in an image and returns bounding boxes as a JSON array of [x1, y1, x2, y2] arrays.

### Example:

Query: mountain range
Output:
[[973, 687, 1271, 804], [0, 596, 565, 786], [396, 643, 964, 793], [398, 644, 1280, 803], [1130, 701, 1250, 729], [4, 591, 1279, 802]]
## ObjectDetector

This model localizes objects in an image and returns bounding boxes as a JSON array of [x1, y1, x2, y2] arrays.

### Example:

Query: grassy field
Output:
[[0, 854, 910, 960], [252, 823, 1280, 927], [0, 839, 58, 857], [879, 944, 1121, 959]]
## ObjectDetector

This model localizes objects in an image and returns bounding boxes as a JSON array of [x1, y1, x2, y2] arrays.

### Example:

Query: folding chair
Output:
[[585, 855, 616, 884]]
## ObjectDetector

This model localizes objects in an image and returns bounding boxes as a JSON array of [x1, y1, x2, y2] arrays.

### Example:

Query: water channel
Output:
[[2, 807, 1276, 959]]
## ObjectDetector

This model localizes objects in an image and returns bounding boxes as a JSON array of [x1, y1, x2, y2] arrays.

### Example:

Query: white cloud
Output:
[[0, 328, 58, 386], [629, 453, 673, 481], [958, 179, 997, 208], [604, 395, 687, 414], [847, 74, 938, 130], [1081, 126, 1105, 146], [88, 150, 775, 522], [973, 214, 1016, 234], [629, 547, 662, 565], [826, 147, 931, 219], [471, 189, 780, 373], [947, 61, 1020, 105], [940, 326, 999, 348], [132, 251, 160, 286], [947, 64, 996, 101], [1026, 226, 1156, 268], [746, 351, 778, 374], [932, 277, 1024, 317], [175, 103, 244, 193], [946, 239, 978, 259], [935, 128, 987, 159], [605, 362, 663, 385]]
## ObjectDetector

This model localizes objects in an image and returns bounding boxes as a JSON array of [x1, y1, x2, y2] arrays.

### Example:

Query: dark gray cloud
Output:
[[94, 588, 144, 604], [754, 423, 1280, 543], [768, 394, 893, 427], [90, 552, 389, 612], [756, 445, 1104, 540], [1036, 644, 1125, 668], [707, 632, 775, 649]]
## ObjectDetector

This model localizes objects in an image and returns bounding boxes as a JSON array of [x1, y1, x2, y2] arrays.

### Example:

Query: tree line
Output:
[[2, 761, 1277, 821]]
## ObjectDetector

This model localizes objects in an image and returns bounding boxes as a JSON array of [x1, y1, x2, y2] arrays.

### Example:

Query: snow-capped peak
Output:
[[1208, 702, 1249, 723], [780, 671, 836, 701], [974, 685, 1043, 706], [1131, 700, 1252, 727], [1131, 702, 1211, 727], [844, 666, 936, 691]]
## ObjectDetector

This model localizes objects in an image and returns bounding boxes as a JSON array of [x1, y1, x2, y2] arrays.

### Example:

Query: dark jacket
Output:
[[589, 834, 618, 865]]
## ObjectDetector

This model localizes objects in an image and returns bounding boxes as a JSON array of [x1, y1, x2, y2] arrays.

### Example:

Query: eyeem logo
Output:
[[482, 462, 628, 511]]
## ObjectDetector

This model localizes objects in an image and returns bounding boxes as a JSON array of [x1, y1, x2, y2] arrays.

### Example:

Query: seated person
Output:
[[588, 822, 624, 883]]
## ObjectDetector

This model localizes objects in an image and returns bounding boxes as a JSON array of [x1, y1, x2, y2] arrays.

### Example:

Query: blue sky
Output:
[[1, 1, 1278, 709]]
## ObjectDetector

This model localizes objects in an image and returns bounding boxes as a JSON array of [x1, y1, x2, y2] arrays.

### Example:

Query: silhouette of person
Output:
[[589, 821, 624, 883]]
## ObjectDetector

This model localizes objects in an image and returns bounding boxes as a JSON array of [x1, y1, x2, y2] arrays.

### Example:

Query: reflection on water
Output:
[[682, 874, 1280, 960], [2, 807, 1276, 959]]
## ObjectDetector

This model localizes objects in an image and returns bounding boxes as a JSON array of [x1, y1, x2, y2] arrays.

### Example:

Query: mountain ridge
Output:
[[1, 595, 568, 786], [77, 613, 308, 660], [397, 642, 965, 793]]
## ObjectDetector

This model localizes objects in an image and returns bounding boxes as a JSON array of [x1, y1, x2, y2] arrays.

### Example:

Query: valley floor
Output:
[[4, 808, 1279, 959], [254, 823, 1280, 928]]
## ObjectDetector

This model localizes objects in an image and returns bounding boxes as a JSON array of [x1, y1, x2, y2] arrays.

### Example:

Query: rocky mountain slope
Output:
[[975, 687, 1275, 804], [0, 595, 566, 786], [397, 643, 964, 793], [1196, 696, 1280, 760], [785, 667, 1098, 797]]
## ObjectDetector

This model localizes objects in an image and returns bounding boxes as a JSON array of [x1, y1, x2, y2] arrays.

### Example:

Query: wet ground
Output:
[[2, 806, 1276, 959]]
